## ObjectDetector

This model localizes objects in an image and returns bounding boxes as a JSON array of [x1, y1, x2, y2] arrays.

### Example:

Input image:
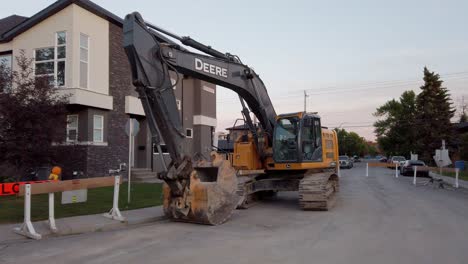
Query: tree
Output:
[[414, 67, 455, 162], [373, 90, 417, 158], [334, 128, 371, 157], [459, 96, 467, 123], [0, 51, 69, 181], [461, 112, 467, 123]]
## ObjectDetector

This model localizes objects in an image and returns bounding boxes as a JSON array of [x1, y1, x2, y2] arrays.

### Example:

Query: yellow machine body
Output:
[[232, 112, 339, 172]]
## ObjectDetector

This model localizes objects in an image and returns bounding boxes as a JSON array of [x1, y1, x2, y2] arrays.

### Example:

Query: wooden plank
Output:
[[367, 162, 393, 168], [18, 176, 117, 196]]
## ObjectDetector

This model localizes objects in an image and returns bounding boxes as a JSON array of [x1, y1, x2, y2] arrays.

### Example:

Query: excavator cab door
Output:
[[301, 117, 323, 162], [273, 116, 301, 163], [273, 114, 323, 164]]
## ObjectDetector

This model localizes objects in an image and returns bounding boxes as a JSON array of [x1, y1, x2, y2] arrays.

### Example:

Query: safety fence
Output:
[[366, 162, 461, 188], [14, 176, 124, 240]]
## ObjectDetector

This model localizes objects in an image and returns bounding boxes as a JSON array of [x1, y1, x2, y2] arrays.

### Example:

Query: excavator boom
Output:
[[123, 12, 278, 224]]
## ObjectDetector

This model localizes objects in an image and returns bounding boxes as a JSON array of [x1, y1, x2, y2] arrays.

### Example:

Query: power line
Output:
[[216, 72, 468, 104]]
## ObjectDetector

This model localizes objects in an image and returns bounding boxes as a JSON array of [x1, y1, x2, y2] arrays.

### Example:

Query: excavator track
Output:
[[298, 171, 339, 211], [236, 174, 259, 209]]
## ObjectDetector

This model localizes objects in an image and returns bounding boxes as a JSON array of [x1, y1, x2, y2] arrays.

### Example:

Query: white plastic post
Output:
[[48, 193, 58, 233], [103, 176, 126, 221], [14, 184, 42, 240], [366, 163, 369, 177], [128, 119, 132, 204], [395, 163, 399, 178], [454, 168, 459, 188], [413, 166, 417, 185]]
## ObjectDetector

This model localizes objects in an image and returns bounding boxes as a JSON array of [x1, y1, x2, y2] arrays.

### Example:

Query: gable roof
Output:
[[0, 0, 123, 43], [0, 15, 29, 36]]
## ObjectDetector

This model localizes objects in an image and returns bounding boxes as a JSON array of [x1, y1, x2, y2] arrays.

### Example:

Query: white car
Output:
[[339, 155, 353, 169], [389, 156, 406, 168]]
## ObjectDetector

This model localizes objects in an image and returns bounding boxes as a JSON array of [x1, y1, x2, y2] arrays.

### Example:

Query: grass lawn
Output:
[[443, 170, 468, 181], [0, 182, 162, 224]]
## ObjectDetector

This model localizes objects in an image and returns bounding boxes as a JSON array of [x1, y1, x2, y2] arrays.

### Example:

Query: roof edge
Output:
[[0, 0, 123, 43]]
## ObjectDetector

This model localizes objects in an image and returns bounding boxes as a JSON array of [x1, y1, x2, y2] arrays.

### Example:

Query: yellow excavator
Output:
[[123, 12, 340, 225]]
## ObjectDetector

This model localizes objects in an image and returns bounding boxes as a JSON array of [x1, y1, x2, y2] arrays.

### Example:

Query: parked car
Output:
[[400, 160, 429, 177], [388, 156, 406, 168], [353, 155, 361, 162], [339, 155, 354, 169], [379, 156, 388, 163]]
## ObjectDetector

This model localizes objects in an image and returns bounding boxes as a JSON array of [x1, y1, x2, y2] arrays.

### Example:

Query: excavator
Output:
[[123, 12, 340, 225]]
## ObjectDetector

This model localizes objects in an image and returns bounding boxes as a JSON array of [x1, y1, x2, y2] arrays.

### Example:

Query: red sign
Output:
[[0, 181, 51, 196]]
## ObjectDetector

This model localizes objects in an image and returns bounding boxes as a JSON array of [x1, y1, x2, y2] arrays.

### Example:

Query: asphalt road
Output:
[[2, 162, 468, 264]]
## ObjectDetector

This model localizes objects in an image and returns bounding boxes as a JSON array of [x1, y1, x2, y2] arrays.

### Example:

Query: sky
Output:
[[2, 0, 467, 140]]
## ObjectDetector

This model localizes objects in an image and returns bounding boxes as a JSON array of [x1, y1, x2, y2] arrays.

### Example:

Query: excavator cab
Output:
[[273, 112, 323, 163]]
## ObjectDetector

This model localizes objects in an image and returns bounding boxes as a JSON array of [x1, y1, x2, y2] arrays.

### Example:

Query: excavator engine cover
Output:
[[162, 153, 239, 225]]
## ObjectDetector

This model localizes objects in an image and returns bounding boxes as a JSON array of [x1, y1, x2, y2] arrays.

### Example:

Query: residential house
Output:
[[0, 0, 217, 179]]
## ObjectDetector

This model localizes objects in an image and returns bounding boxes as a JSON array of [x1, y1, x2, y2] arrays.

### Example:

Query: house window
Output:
[[56, 31, 66, 86], [66, 115, 78, 142], [0, 53, 12, 92], [153, 144, 169, 154], [176, 99, 181, 111], [186, 128, 193, 138], [171, 78, 176, 90], [93, 115, 104, 142], [80, 33, 89, 88], [34, 31, 67, 87]]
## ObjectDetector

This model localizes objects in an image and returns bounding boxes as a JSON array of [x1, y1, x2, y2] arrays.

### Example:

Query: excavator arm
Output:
[[123, 12, 276, 224]]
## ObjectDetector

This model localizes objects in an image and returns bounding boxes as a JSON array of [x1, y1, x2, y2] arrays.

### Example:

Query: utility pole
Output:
[[304, 90, 309, 112]]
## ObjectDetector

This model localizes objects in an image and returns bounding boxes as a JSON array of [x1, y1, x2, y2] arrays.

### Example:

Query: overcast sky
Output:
[[2, 0, 467, 140]]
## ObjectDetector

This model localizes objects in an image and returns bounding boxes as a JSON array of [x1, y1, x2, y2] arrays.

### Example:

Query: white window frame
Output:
[[153, 143, 169, 155], [93, 115, 104, 143], [55, 31, 66, 87], [0, 53, 13, 92], [66, 115, 78, 142], [186, 128, 193, 139], [79, 33, 90, 89], [176, 99, 181, 111], [171, 78, 176, 90], [33, 31, 67, 87], [34, 46, 55, 84]]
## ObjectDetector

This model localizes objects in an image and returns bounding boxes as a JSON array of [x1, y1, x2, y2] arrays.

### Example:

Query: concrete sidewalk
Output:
[[430, 172, 468, 188], [0, 206, 165, 245]]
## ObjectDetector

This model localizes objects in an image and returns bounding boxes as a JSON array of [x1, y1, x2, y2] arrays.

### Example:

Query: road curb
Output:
[[0, 206, 166, 244], [429, 172, 468, 189]]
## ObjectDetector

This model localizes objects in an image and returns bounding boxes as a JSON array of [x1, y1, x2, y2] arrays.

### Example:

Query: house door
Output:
[[134, 118, 150, 168]]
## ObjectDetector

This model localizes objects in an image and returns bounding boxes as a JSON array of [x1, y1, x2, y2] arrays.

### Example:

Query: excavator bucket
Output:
[[162, 153, 239, 225]]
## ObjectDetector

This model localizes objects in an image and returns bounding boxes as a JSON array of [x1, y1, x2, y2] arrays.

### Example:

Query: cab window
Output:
[[302, 118, 322, 162], [274, 117, 299, 162]]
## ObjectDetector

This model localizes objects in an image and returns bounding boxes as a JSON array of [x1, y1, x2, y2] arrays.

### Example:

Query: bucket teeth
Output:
[[163, 154, 239, 225]]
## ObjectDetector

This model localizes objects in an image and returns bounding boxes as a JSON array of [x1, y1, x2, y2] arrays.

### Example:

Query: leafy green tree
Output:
[[334, 128, 372, 156], [0, 51, 69, 182], [460, 112, 467, 123], [414, 67, 455, 162], [459, 133, 468, 160], [373, 90, 417, 158]]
